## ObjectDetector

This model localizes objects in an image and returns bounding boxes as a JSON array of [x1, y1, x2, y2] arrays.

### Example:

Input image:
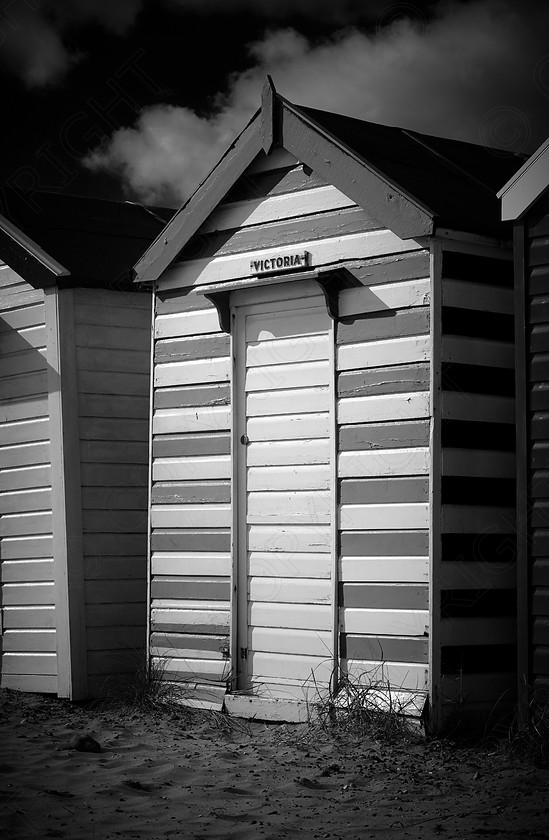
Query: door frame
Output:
[[229, 282, 339, 697]]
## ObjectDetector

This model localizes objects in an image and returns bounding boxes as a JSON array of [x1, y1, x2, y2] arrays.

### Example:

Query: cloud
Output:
[[86, 0, 549, 205], [0, 0, 143, 87]]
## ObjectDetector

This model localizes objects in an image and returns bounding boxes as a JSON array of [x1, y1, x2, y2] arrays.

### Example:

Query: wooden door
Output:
[[234, 291, 335, 702]]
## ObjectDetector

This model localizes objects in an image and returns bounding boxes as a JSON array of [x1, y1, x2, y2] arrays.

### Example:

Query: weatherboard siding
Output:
[[336, 248, 431, 696], [437, 246, 517, 710], [0, 265, 57, 693], [73, 287, 151, 694]]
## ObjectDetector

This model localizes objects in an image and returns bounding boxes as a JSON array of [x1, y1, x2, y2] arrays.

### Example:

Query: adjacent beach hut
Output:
[[499, 142, 549, 713], [0, 190, 172, 699], [135, 80, 523, 727]]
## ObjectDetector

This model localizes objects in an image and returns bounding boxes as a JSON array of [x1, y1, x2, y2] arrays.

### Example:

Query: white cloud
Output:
[[86, 0, 549, 205]]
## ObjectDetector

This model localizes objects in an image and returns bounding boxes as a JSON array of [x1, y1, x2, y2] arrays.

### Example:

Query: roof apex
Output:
[[498, 136, 549, 220]]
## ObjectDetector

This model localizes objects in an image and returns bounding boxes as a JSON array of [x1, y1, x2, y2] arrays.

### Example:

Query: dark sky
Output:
[[2, 0, 549, 208]]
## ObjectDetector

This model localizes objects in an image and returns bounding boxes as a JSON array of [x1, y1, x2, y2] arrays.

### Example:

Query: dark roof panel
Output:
[[0, 189, 174, 289], [298, 105, 525, 236]]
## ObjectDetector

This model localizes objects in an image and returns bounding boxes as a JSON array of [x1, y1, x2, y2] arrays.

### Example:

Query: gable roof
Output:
[[0, 188, 173, 290], [498, 136, 549, 221], [133, 79, 525, 285]]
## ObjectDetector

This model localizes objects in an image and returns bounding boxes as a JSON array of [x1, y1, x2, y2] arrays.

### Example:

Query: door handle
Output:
[[240, 434, 249, 445]]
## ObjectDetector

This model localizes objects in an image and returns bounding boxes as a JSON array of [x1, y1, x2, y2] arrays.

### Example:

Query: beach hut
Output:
[[0, 189, 172, 699], [135, 80, 523, 727], [499, 142, 549, 716]]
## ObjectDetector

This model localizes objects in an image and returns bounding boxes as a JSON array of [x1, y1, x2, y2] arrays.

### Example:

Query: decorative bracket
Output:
[[261, 75, 278, 155]]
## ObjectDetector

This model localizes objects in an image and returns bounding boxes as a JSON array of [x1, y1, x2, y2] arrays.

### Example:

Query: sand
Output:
[[1, 689, 549, 840]]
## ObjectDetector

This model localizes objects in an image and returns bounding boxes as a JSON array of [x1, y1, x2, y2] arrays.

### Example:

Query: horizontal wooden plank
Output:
[[84, 556, 146, 580], [83, 533, 147, 556], [2, 605, 55, 628], [153, 432, 230, 458], [247, 413, 329, 442], [151, 552, 231, 576], [151, 529, 230, 552], [338, 392, 430, 425], [75, 323, 150, 352], [154, 383, 230, 410], [341, 608, 429, 636], [76, 347, 150, 374], [343, 634, 428, 663], [79, 440, 149, 464], [78, 393, 150, 419], [201, 184, 356, 233], [337, 306, 429, 346], [184, 206, 380, 260], [1, 582, 55, 606], [0, 324, 46, 353], [533, 559, 549, 585], [441, 392, 515, 424], [440, 617, 516, 645], [340, 530, 429, 556], [442, 449, 516, 477], [78, 370, 149, 396], [247, 465, 329, 491], [340, 502, 428, 531], [246, 387, 328, 419], [0, 512, 52, 536], [150, 632, 227, 654], [85, 603, 145, 627], [0, 652, 57, 676], [340, 477, 428, 505], [1, 629, 56, 652], [441, 505, 515, 533], [0, 303, 44, 332], [152, 455, 231, 481], [245, 360, 329, 392], [442, 336, 514, 368], [337, 335, 430, 372], [442, 279, 514, 314], [1, 559, 54, 582], [247, 525, 330, 553], [152, 481, 230, 504], [0, 465, 50, 491], [340, 555, 429, 583], [340, 582, 428, 610], [441, 560, 516, 589], [0, 417, 49, 446], [247, 651, 332, 684], [0, 396, 48, 423], [81, 510, 148, 533], [86, 626, 146, 651], [151, 504, 231, 529], [73, 301, 150, 329], [0, 488, 51, 514], [79, 417, 148, 442], [151, 608, 230, 634], [151, 577, 230, 600], [245, 303, 328, 342], [348, 252, 430, 286], [153, 657, 230, 681], [0, 370, 47, 401], [160, 230, 422, 291], [341, 660, 429, 691], [246, 334, 328, 368], [155, 333, 229, 363], [153, 406, 230, 435], [338, 447, 430, 477], [80, 463, 148, 487], [80, 487, 147, 510], [250, 626, 332, 657], [339, 420, 429, 452], [155, 357, 230, 388], [1, 673, 57, 692], [339, 278, 430, 318], [249, 602, 331, 630], [533, 588, 549, 615], [533, 617, 549, 645], [249, 577, 331, 604], [337, 364, 429, 399], [247, 490, 330, 525], [0, 535, 53, 559], [151, 645, 224, 661], [0, 288, 43, 310], [74, 287, 150, 309], [247, 439, 330, 467], [249, 551, 331, 579], [155, 308, 220, 339]]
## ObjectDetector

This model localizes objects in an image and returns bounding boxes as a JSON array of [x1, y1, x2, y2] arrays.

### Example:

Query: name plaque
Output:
[[250, 251, 310, 275]]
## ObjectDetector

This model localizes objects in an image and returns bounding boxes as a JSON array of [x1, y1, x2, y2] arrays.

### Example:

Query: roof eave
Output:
[[497, 137, 549, 221], [0, 214, 70, 287]]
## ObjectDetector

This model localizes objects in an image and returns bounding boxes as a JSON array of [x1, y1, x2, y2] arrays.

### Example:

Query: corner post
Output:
[[45, 286, 87, 700]]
